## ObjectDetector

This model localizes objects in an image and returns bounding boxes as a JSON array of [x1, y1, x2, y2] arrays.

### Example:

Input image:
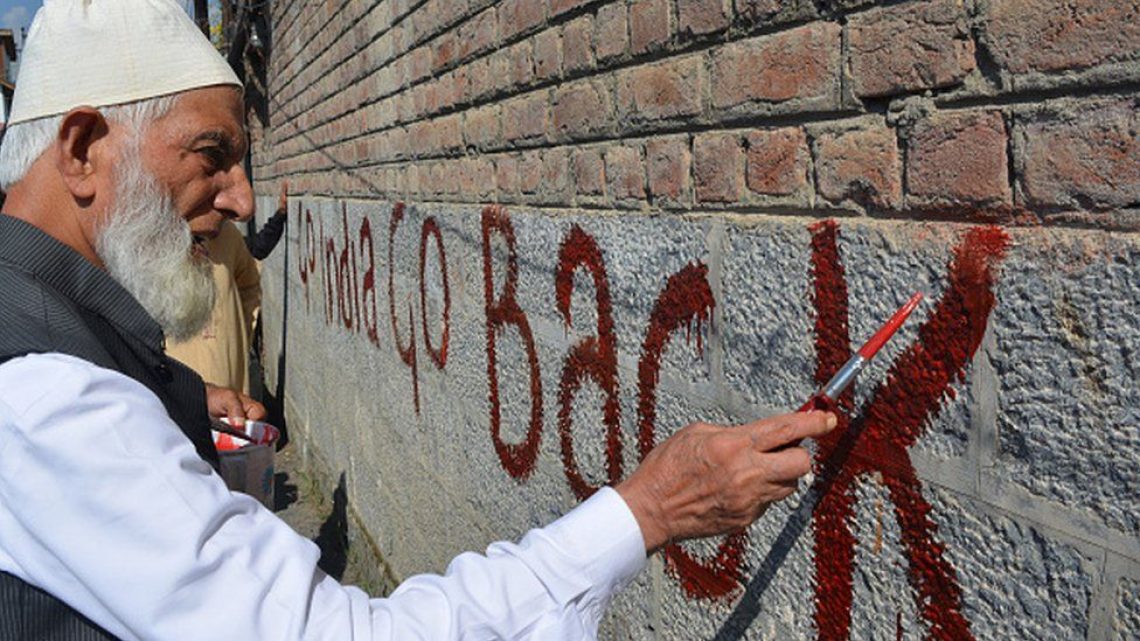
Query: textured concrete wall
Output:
[[249, 0, 1139, 638]]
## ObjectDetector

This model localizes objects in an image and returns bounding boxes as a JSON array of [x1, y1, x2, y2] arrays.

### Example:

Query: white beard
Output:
[[95, 151, 215, 342]]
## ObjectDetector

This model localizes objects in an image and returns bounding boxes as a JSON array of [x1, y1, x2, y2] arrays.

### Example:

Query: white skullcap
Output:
[[8, 0, 241, 125]]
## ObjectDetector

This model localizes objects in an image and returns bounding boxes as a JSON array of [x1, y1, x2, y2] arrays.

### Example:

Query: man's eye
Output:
[[199, 147, 226, 168]]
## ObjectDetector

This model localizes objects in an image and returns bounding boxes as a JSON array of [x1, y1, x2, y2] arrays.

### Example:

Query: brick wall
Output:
[[250, 1, 1139, 638]]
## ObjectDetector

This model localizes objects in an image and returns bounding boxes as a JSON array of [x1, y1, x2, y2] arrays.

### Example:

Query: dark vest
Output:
[[0, 215, 219, 640]]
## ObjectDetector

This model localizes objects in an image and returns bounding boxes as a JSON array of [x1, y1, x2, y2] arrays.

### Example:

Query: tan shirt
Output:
[[167, 220, 261, 394]]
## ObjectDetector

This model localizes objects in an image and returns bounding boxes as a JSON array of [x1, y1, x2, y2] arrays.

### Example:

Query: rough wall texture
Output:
[[249, 0, 1139, 638]]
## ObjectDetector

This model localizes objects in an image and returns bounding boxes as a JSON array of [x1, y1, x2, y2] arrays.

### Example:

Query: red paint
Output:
[[555, 225, 622, 500], [388, 202, 420, 414], [419, 216, 451, 369], [809, 221, 1009, 640], [298, 204, 317, 311], [338, 205, 356, 330], [360, 217, 380, 347], [637, 262, 744, 600], [322, 218, 336, 325], [481, 206, 544, 479]]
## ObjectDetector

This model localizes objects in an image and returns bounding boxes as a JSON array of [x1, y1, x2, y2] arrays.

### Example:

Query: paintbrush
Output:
[[210, 418, 256, 444], [800, 291, 924, 414]]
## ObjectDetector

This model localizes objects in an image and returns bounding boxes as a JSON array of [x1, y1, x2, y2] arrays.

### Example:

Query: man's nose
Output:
[[216, 162, 254, 222]]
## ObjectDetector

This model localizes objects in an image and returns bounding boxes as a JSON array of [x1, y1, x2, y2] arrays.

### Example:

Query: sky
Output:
[[0, 1, 38, 45], [0, 1, 201, 48]]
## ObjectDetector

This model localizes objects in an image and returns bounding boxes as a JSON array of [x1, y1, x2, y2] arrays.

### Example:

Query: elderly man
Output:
[[0, 1, 835, 640]]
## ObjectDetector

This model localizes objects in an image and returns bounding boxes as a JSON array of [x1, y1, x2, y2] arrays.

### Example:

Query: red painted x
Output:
[[808, 220, 1009, 641]]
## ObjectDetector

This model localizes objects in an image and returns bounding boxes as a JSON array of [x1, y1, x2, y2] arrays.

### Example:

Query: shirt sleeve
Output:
[[247, 210, 288, 260], [0, 353, 646, 641]]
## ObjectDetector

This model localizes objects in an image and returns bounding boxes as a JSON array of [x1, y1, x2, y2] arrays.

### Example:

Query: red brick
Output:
[[849, 0, 975, 98], [408, 46, 434, 84], [710, 23, 840, 110], [519, 150, 544, 193], [647, 136, 691, 204], [907, 111, 1011, 206], [595, 3, 629, 62], [983, 0, 1140, 75], [814, 124, 901, 209], [442, 68, 467, 109], [631, 0, 671, 54], [458, 8, 498, 60], [605, 145, 646, 200], [552, 80, 613, 139], [745, 127, 811, 198], [502, 92, 550, 142], [496, 154, 520, 195], [678, 0, 731, 36], [541, 149, 573, 202], [694, 132, 744, 203], [432, 31, 458, 71], [508, 40, 536, 88], [1020, 99, 1140, 209], [615, 55, 704, 123], [465, 57, 495, 102], [498, 0, 546, 39], [533, 28, 563, 80], [464, 105, 502, 150], [551, 0, 591, 18], [563, 16, 595, 73], [572, 148, 606, 195]]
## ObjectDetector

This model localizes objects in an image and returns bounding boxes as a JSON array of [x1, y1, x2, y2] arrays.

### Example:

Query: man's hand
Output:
[[276, 180, 289, 214], [615, 411, 837, 553], [204, 384, 267, 424]]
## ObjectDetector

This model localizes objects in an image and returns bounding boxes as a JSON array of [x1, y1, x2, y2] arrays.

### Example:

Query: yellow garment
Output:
[[167, 220, 261, 394]]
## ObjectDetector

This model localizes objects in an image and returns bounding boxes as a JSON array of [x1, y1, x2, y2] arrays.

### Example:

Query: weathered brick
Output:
[[646, 135, 691, 204], [678, 0, 731, 36], [983, 0, 1140, 75], [508, 39, 536, 88], [552, 80, 613, 139], [562, 15, 595, 73], [432, 31, 458, 71], [464, 105, 502, 150], [572, 148, 606, 195], [498, 0, 546, 39], [814, 124, 902, 209], [710, 23, 840, 111], [615, 55, 704, 124], [595, 3, 629, 62], [631, 0, 671, 54], [533, 28, 563, 80], [1020, 99, 1140, 210], [458, 7, 498, 60], [736, 0, 782, 22], [502, 92, 550, 142], [605, 145, 646, 200], [519, 149, 544, 193], [495, 154, 520, 195], [408, 46, 434, 84], [540, 148, 573, 202], [745, 127, 811, 198], [694, 132, 744, 203], [849, 0, 975, 98], [465, 56, 495, 102], [551, 0, 591, 18], [908, 111, 1011, 206]]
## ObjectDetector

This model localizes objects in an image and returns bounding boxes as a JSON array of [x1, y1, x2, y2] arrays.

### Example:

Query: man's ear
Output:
[[55, 107, 109, 201]]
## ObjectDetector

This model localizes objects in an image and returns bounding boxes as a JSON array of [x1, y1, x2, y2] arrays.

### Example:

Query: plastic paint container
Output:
[[212, 419, 280, 509]]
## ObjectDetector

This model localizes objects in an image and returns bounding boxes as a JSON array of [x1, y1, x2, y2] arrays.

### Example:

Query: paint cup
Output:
[[212, 419, 280, 510]]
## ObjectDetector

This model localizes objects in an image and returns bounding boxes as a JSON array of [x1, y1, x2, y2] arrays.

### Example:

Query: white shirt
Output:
[[0, 353, 646, 640]]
